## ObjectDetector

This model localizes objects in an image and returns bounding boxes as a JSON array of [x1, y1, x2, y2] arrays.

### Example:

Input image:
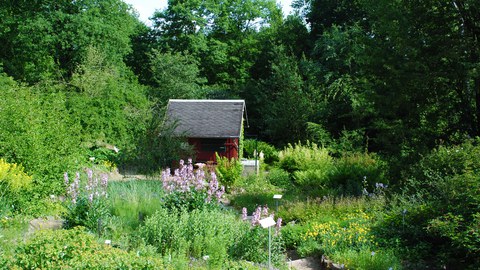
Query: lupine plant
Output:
[[161, 159, 225, 211], [63, 169, 110, 234]]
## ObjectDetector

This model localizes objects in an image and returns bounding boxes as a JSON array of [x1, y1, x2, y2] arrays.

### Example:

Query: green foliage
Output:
[[63, 170, 110, 235], [147, 50, 205, 106], [374, 140, 480, 268], [141, 208, 249, 267], [0, 74, 84, 195], [136, 117, 194, 173], [329, 248, 402, 270], [230, 173, 282, 212], [2, 227, 163, 269], [266, 168, 292, 190], [0, 159, 32, 203], [108, 180, 164, 230], [231, 226, 285, 266], [281, 222, 310, 249], [278, 141, 333, 173], [328, 152, 386, 196], [68, 47, 150, 161], [243, 139, 279, 164], [63, 197, 110, 235], [215, 153, 242, 189], [0, 0, 139, 83], [152, 0, 282, 86]]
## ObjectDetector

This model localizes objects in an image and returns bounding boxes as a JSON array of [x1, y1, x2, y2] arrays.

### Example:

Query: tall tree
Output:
[[0, 0, 139, 83], [151, 0, 282, 88]]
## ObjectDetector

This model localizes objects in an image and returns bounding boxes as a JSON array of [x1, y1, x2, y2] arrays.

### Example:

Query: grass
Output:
[[330, 248, 402, 270], [108, 180, 164, 230], [0, 215, 29, 257]]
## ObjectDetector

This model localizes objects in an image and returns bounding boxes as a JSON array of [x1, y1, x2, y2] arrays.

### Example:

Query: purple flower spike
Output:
[[242, 207, 248, 221], [251, 206, 262, 225], [64, 172, 69, 186], [275, 218, 282, 235], [262, 206, 269, 217]]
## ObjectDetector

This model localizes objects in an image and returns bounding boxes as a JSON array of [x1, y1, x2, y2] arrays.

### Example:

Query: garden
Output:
[[1, 0, 480, 268], [2, 138, 480, 269]]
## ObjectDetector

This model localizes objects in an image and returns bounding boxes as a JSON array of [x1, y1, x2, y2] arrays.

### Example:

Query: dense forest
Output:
[[0, 0, 478, 187]]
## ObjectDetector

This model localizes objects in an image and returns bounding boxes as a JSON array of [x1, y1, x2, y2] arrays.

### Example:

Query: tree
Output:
[[147, 50, 206, 106], [0, 0, 138, 83], [68, 47, 150, 160], [151, 0, 282, 88]]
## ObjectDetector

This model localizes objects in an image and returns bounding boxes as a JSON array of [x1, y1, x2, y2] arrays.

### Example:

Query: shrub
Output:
[[0, 79, 85, 196], [0, 159, 33, 212], [2, 227, 163, 269], [277, 141, 333, 174], [298, 211, 377, 256], [328, 152, 386, 196], [215, 153, 242, 190], [243, 139, 279, 164], [266, 168, 292, 190], [232, 206, 285, 266], [293, 169, 330, 195], [376, 139, 480, 268], [329, 248, 402, 270]]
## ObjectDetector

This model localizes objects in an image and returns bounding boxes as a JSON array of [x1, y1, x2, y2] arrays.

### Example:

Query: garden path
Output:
[[288, 256, 322, 270]]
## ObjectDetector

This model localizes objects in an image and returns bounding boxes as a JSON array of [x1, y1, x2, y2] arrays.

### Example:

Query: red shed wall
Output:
[[188, 138, 239, 163]]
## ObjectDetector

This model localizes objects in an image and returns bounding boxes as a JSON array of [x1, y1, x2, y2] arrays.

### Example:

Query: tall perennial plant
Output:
[[63, 169, 109, 233], [161, 159, 225, 210]]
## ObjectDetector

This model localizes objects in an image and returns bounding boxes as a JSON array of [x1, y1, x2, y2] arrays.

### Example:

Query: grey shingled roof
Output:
[[166, 99, 245, 138]]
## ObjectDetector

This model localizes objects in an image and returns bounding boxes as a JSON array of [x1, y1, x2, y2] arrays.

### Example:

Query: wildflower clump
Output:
[[0, 158, 32, 196], [161, 159, 225, 211], [300, 210, 376, 255], [63, 169, 109, 233]]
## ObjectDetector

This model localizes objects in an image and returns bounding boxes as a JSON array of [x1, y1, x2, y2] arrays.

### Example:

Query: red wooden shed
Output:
[[166, 99, 245, 163]]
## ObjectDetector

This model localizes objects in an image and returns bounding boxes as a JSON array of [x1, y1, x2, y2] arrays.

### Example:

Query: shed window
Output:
[[201, 139, 226, 152]]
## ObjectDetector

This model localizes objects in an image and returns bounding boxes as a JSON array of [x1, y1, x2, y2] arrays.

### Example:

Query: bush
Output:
[[329, 248, 402, 270], [62, 169, 110, 235], [0, 77, 85, 196], [328, 152, 386, 196], [376, 139, 480, 268], [243, 139, 279, 164], [0, 158, 33, 213], [293, 169, 330, 195], [2, 227, 163, 269], [277, 141, 333, 174], [266, 168, 292, 190], [215, 153, 242, 190]]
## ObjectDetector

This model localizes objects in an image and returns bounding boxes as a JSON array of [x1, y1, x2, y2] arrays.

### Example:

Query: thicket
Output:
[[375, 140, 480, 268]]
